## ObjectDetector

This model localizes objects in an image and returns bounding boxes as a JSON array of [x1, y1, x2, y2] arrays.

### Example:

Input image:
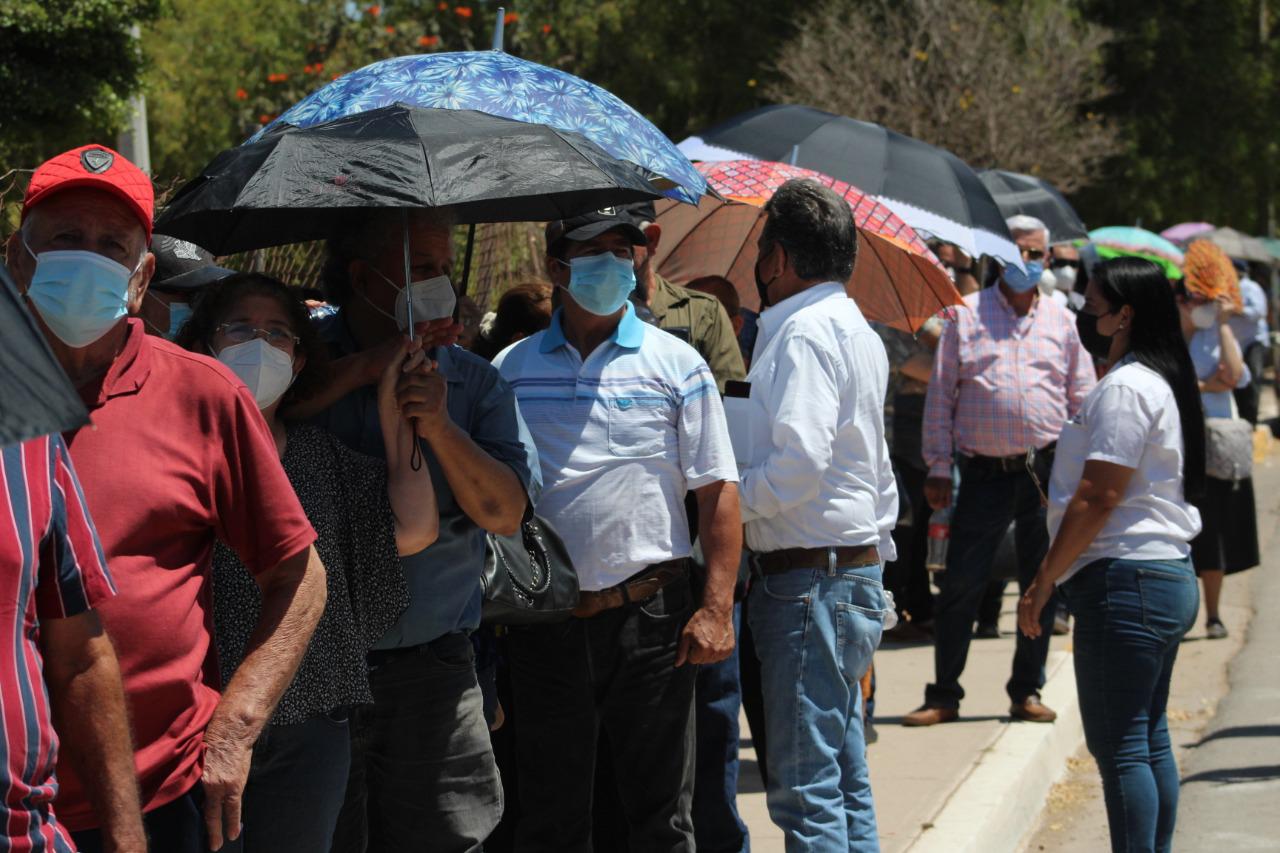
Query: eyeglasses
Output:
[[216, 322, 300, 350], [1021, 248, 1047, 261]]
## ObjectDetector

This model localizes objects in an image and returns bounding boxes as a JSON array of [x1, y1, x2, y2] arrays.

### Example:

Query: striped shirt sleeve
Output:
[[676, 360, 739, 490], [35, 435, 116, 619], [923, 316, 961, 478]]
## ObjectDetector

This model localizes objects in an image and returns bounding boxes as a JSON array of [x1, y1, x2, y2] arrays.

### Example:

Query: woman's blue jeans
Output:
[[1060, 557, 1198, 853]]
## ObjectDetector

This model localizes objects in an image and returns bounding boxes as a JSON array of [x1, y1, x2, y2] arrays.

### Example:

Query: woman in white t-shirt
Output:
[[1018, 257, 1205, 853]]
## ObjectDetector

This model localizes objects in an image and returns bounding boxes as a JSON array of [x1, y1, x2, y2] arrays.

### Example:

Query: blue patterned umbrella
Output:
[[250, 51, 705, 205]]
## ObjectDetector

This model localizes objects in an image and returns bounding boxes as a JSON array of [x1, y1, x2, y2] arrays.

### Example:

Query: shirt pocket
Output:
[[606, 397, 673, 457]]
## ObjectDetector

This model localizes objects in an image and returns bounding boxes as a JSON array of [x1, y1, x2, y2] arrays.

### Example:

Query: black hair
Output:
[[173, 272, 330, 407], [1093, 257, 1206, 500], [472, 280, 554, 362], [760, 179, 858, 283]]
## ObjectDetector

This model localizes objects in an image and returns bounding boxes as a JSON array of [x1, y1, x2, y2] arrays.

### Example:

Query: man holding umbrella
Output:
[[907, 215, 1095, 727], [6, 145, 325, 852], [311, 207, 534, 853]]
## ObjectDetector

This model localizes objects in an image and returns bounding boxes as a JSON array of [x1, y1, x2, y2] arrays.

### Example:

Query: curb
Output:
[[906, 649, 1084, 853]]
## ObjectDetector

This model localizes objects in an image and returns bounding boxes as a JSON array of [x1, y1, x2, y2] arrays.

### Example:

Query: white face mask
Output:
[[1190, 302, 1219, 330], [364, 268, 456, 331], [216, 338, 296, 409], [1053, 266, 1078, 293], [1037, 267, 1058, 296]]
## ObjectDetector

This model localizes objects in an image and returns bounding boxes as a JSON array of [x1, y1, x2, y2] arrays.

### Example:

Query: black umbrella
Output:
[[979, 170, 1088, 243], [155, 105, 661, 256], [679, 104, 1022, 267], [0, 264, 88, 447]]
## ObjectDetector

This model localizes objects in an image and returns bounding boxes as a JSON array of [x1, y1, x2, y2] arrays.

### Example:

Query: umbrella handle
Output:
[[401, 210, 427, 472], [492, 7, 505, 51]]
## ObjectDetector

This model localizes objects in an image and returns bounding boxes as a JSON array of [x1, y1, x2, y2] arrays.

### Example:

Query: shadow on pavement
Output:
[[1187, 724, 1280, 748], [1181, 764, 1280, 785]]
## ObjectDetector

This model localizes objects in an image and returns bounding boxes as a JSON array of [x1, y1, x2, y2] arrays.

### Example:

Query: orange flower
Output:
[[367, 4, 381, 15], [504, 11, 519, 23], [455, 6, 473, 18], [418, 34, 440, 47], [303, 64, 313, 74], [235, 87, 248, 100], [541, 23, 552, 34], [331, 73, 340, 80], [385, 25, 396, 33], [259, 114, 272, 124], [437, 1, 448, 9], [267, 72, 288, 83], [314, 62, 324, 72]]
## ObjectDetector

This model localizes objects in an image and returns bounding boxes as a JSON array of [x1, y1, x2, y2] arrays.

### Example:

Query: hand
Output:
[[201, 716, 255, 850], [925, 476, 952, 510], [377, 337, 425, 418], [676, 606, 735, 666], [359, 318, 460, 385], [1017, 570, 1055, 640], [396, 356, 450, 440], [412, 316, 464, 350], [1216, 294, 1235, 324]]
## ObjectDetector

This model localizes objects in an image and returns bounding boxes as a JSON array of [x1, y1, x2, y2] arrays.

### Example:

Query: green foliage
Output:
[[0, 0, 165, 165], [1075, 0, 1279, 233]]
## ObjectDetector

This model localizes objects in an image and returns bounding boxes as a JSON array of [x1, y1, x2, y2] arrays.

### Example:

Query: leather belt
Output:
[[753, 545, 880, 576], [572, 559, 691, 619], [962, 442, 1056, 475]]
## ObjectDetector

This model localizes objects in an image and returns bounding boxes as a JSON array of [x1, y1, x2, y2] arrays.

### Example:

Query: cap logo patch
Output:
[[80, 149, 114, 174], [170, 239, 202, 261], [597, 206, 617, 216]]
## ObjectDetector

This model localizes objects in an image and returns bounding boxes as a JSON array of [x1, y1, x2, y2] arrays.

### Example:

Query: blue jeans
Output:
[[1060, 558, 1198, 853], [926, 467, 1055, 707], [693, 602, 750, 853], [748, 562, 887, 852]]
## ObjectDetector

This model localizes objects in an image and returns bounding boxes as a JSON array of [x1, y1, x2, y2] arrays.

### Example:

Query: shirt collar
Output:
[[540, 303, 645, 354], [81, 318, 152, 408], [756, 281, 845, 351], [993, 283, 1040, 319]]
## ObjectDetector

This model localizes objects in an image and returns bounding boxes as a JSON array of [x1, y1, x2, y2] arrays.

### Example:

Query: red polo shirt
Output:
[[54, 320, 316, 830]]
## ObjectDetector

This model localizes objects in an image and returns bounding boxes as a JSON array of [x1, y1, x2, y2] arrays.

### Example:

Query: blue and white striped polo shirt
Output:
[[494, 304, 737, 590]]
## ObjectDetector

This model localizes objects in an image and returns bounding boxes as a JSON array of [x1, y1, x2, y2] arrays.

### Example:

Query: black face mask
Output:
[[1075, 310, 1113, 360]]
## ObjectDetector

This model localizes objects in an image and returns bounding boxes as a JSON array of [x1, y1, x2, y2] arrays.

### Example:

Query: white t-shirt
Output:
[[1047, 359, 1202, 583]]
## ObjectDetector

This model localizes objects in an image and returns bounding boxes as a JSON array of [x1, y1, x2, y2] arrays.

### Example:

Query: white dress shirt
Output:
[[1229, 276, 1270, 350], [737, 282, 898, 559], [494, 305, 737, 590], [1047, 358, 1201, 583]]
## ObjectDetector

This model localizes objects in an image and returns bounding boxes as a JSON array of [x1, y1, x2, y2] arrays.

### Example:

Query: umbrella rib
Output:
[[723, 209, 765, 287], [660, 199, 726, 265], [862, 231, 916, 333]]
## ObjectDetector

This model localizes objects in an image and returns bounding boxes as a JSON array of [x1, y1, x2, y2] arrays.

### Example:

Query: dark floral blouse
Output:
[[213, 424, 409, 726]]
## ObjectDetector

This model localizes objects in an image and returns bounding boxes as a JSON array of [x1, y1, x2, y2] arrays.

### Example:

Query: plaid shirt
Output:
[[923, 287, 1096, 478]]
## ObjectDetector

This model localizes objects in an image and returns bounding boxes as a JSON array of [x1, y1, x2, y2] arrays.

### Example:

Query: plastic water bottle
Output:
[[925, 508, 950, 572]]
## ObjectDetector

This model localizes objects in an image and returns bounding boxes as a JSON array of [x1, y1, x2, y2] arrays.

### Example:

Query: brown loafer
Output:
[[902, 703, 959, 727], [1010, 696, 1057, 723]]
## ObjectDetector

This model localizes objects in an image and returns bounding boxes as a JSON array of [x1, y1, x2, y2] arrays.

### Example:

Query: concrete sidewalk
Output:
[[736, 591, 1081, 851]]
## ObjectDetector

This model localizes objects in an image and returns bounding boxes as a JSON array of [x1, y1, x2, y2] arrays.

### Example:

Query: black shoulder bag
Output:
[[481, 505, 579, 625]]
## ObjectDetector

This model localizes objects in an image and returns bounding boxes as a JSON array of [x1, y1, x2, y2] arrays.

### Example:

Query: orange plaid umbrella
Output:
[[653, 160, 961, 333]]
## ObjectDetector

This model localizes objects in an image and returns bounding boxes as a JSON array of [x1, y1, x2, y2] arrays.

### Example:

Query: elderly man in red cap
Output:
[[4, 144, 325, 853]]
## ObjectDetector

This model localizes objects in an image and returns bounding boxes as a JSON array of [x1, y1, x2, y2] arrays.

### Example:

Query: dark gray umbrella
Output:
[[979, 169, 1088, 243], [155, 105, 661, 256], [679, 104, 1022, 268], [0, 264, 88, 447]]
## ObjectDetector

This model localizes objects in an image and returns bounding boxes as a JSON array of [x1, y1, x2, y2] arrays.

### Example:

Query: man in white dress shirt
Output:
[[738, 179, 898, 851], [493, 210, 742, 852], [1228, 260, 1270, 424]]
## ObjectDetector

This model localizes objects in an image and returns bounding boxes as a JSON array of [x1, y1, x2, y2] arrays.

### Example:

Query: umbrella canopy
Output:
[[1088, 226, 1185, 279], [1204, 227, 1273, 263], [1261, 237, 1280, 261], [250, 51, 705, 205], [678, 105, 1023, 269], [155, 106, 661, 255], [978, 169, 1088, 243], [653, 160, 962, 334], [1159, 222, 1214, 244], [0, 264, 88, 447]]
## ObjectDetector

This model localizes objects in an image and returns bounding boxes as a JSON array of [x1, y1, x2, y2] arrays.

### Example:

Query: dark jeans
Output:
[[72, 786, 223, 853], [1233, 341, 1266, 425], [507, 576, 697, 853], [884, 458, 935, 623], [1060, 558, 1198, 853], [331, 632, 501, 853], [925, 465, 1056, 707], [693, 602, 750, 853], [241, 712, 351, 852]]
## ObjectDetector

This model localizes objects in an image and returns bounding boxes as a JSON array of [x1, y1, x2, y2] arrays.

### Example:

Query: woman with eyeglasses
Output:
[[1018, 257, 1205, 853], [175, 273, 439, 851]]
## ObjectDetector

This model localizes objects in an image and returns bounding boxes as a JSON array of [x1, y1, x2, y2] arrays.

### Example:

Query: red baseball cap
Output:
[[22, 144, 155, 241]]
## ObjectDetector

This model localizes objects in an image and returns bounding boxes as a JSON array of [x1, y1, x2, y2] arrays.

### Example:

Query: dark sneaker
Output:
[[974, 621, 1000, 639]]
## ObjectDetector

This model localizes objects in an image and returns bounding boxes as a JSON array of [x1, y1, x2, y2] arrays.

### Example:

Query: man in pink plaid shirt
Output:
[[905, 216, 1096, 727]]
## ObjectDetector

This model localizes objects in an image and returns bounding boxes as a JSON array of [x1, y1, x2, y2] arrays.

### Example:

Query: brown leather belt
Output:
[[572, 559, 690, 619], [754, 545, 880, 576]]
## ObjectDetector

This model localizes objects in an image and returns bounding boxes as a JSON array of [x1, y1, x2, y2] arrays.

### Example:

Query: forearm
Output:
[[1217, 324, 1245, 384], [426, 421, 525, 535], [46, 630, 144, 849], [382, 414, 439, 555], [214, 547, 325, 743], [695, 482, 742, 614]]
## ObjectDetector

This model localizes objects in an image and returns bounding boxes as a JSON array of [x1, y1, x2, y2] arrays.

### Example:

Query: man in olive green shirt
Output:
[[625, 202, 747, 390]]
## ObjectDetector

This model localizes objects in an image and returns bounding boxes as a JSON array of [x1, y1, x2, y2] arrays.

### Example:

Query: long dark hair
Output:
[[1093, 257, 1206, 500], [173, 273, 330, 406]]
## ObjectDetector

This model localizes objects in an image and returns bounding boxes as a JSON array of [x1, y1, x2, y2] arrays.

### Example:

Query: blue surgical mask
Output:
[[564, 252, 636, 316], [23, 235, 141, 347], [1002, 260, 1044, 294]]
